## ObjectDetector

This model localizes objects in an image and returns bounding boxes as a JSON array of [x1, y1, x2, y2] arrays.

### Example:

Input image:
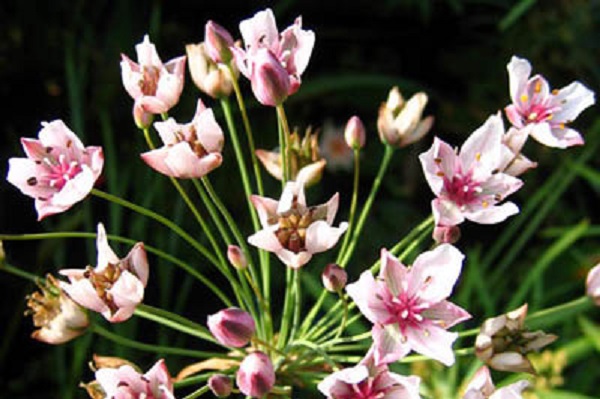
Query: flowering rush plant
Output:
[[2, 6, 600, 399]]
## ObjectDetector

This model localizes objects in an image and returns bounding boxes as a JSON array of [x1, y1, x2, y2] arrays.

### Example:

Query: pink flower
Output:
[[95, 359, 175, 399], [586, 263, 600, 306], [6, 120, 104, 221], [120, 35, 186, 115], [248, 180, 348, 269], [232, 8, 315, 105], [236, 351, 276, 398], [346, 244, 471, 366], [207, 307, 256, 348], [463, 366, 529, 399], [59, 223, 148, 323], [318, 351, 420, 399], [505, 55, 595, 149], [419, 114, 524, 227], [205, 20, 235, 64], [140, 100, 224, 179]]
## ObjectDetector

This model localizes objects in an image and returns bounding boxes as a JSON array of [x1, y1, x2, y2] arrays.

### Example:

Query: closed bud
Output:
[[432, 224, 461, 245], [208, 307, 256, 348], [227, 245, 247, 270], [250, 48, 290, 106], [205, 21, 235, 64], [133, 103, 154, 129], [236, 351, 275, 398], [475, 303, 558, 374], [322, 263, 347, 292], [209, 374, 233, 398], [186, 43, 236, 99], [344, 116, 366, 150], [586, 263, 600, 306]]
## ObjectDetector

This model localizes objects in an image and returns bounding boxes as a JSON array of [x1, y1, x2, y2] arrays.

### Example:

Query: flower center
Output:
[[384, 291, 426, 334], [442, 171, 481, 207], [139, 65, 161, 96], [84, 264, 123, 313], [28, 150, 84, 192], [275, 211, 312, 253]]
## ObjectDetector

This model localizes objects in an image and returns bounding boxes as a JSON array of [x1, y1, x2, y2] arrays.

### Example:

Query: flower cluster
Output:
[[2, 5, 598, 399]]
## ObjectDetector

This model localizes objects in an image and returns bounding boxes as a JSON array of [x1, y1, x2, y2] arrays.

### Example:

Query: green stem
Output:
[[275, 104, 292, 182], [289, 269, 302, 343], [134, 304, 216, 343], [91, 188, 218, 267], [228, 64, 264, 197], [333, 293, 349, 340], [337, 148, 361, 263], [192, 179, 232, 245], [340, 145, 395, 266], [0, 260, 42, 283], [278, 267, 296, 350], [91, 323, 221, 358], [181, 385, 211, 399]]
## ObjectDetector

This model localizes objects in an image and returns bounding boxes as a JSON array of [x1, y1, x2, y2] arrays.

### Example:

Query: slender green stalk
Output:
[[134, 304, 217, 343], [289, 269, 302, 343], [227, 64, 264, 197], [288, 340, 339, 371], [337, 147, 361, 262], [277, 268, 296, 350], [275, 104, 292, 182], [0, 260, 42, 283], [181, 385, 210, 399], [192, 179, 232, 245], [333, 293, 349, 340], [91, 323, 221, 358], [91, 188, 218, 267], [340, 144, 395, 266]]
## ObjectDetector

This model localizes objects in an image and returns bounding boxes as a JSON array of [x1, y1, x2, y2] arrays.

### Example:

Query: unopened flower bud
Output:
[[236, 351, 275, 398], [208, 307, 256, 347], [586, 263, 600, 306], [209, 374, 233, 397], [251, 48, 290, 106], [377, 87, 433, 148], [227, 245, 248, 270], [205, 21, 235, 64], [344, 116, 366, 150], [133, 103, 154, 129], [432, 224, 461, 244], [186, 43, 235, 99], [322, 263, 347, 292], [475, 303, 558, 374]]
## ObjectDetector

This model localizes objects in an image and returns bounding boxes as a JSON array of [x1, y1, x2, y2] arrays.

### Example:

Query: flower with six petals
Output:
[[419, 114, 524, 227], [504, 55, 595, 149], [6, 120, 104, 220], [141, 100, 224, 179], [59, 223, 149, 323], [346, 244, 470, 366], [248, 180, 348, 269]]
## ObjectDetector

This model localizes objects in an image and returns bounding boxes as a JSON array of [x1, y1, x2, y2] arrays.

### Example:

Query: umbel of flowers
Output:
[[1, 5, 598, 399]]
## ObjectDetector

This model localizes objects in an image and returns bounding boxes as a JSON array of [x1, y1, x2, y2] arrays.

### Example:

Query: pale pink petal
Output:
[[282, 17, 315, 76], [504, 104, 524, 128], [249, 195, 280, 227], [304, 220, 347, 254], [491, 381, 530, 399], [380, 249, 409, 297], [586, 263, 600, 305], [552, 81, 595, 123], [163, 144, 222, 178], [153, 118, 181, 145], [195, 108, 225, 152], [346, 271, 390, 325], [38, 120, 85, 150], [247, 228, 283, 252], [460, 113, 504, 178], [318, 365, 368, 397], [432, 198, 465, 227], [136, 35, 163, 67], [530, 122, 575, 148], [419, 137, 457, 196], [60, 279, 108, 314], [95, 223, 120, 268], [239, 8, 279, 53], [507, 56, 532, 105], [145, 359, 174, 394], [383, 374, 421, 399], [423, 300, 471, 329], [275, 248, 312, 269], [405, 322, 458, 366], [120, 55, 144, 99], [155, 56, 186, 108], [466, 202, 520, 224], [549, 126, 585, 148], [7, 158, 56, 198], [373, 323, 410, 365], [107, 271, 145, 322], [49, 166, 95, 206], [408, 243, 464, 302], [125, 243, 149, 286]]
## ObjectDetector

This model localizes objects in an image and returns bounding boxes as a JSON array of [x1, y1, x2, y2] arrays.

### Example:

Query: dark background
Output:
[[1, 0, 598, 398]]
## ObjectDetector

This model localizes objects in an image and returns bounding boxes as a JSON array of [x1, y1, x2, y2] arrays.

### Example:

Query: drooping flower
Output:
[[346, 244, 471, 366], [248, 180, 348, 269], [462, 366, 529, 399], [207, 307, 256, 348], [586, 263, 600, 306], [419, 114, 524, 227], [59, 223, 148, 323], [475, 304, 558, 374], [318, 350, 421, 399], [257, 126, 326, 185], [25, 274, 89, 344], [120, 35, 186, 115], [232, 8, 315, 106], [6, 120, 104, 220], [377, 86, 434, 148], [93, 359, 175, 399], [236, 351, 276, 398], [505, 55, 595, 149], [140, 100, 224, 179]]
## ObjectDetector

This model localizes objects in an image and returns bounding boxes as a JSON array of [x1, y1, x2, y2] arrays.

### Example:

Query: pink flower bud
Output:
[[209, 374, 233, 398], [133, 103, 154, 129], [205, 21, 235, 64], [432, 224, 461, 245], [344, 116, 366, 150], [322, 263, 347, 292], [236, 352, 275, 398], [227, 245, 247, 270], [207, 307, 256, 347], [250, 49, 290, 106]]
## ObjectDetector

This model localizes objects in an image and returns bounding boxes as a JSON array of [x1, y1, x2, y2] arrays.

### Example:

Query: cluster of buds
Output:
[[475, 304, 557, 374], [256, 126, 326, 187]]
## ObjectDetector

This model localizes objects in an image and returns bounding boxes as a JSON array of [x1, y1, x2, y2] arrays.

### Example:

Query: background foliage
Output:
[[0, 0, 598, 398]]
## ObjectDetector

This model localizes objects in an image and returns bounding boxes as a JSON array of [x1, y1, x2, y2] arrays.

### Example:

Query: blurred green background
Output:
[[1, 0, 599, 398]]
